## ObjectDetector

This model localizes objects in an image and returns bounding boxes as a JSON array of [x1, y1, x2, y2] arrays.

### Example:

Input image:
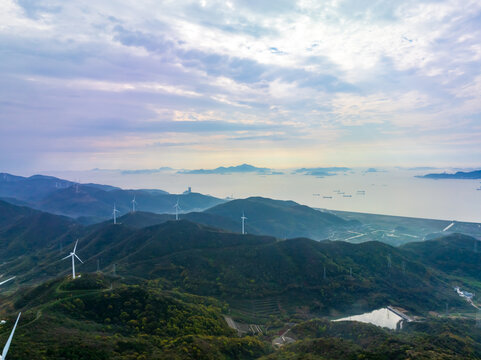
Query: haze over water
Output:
[[47, 168, 481, 223]]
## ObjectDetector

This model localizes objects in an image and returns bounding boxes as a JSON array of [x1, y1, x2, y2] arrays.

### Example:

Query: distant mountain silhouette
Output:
[[419, 169, 481, 179], [179, 163, 280, 174], [0, 172, 224, 221], [293, 167, 350, 176]]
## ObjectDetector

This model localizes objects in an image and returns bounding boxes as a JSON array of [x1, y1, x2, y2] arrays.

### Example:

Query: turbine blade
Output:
[[2, 312, 21, 359], [0, 276, 15, 286], [61, 254, 73, 260], [73, 239, 78, 253], [74, 254, 84, 263]]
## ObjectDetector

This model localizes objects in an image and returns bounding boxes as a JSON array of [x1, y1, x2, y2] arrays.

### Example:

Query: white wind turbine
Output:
[[0, 312, 21, 360], [241, 212, 247, 235], [443, 221, 455, 232], [61, 240, 83, 279], [174, 199, 181, 220], [113, 203, 120, 224], [131, 196, 137, 213], [0, 277, 15, 286]]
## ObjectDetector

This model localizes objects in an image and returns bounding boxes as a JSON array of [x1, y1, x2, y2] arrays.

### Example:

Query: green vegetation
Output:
[[403, 233, 481, 280], [115, 197, 359, 241], [2, 275, 480, 359], [260, 318, 481, 359], [330, 210, 481, 246], [1, 274, 269, 359], [0, 203, 470, 317], [205, 197, 356, 239], [0, 200, 480, 358], [0, 200, 80, 258]]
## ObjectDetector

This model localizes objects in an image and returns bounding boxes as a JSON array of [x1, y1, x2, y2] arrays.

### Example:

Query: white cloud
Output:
[[331, 91, 434, 125], [1, 0, 481, 169]]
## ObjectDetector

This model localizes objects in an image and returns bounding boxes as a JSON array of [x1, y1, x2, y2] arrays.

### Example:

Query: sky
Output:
[[1, 0, 481, 172]]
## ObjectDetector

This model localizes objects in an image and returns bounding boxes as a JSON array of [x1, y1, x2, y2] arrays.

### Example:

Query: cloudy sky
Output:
[[1, 0, 481, 172]]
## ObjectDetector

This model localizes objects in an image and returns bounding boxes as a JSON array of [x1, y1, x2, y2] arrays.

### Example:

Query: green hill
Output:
[[114, 211, 239, 232], [9, 219, 463, 317], [113, 211, 173, 228], [0, 202, 479, 358], [0, 201, 474, 318], [204, 197, 355, 239], [260, 317, 481, 359], [1, 274, 477, 360], [402, 233, 481, 281], [0, 274, 268, 360], [0, 200, 80, 258]]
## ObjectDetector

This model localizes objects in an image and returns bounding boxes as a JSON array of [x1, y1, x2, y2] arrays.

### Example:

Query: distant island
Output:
[[294, 167, 350, 177], [178, 163, 282, 175], [121, 167, 173, 174], [418, 169, 481, 179], [407, 166, 438, 171]]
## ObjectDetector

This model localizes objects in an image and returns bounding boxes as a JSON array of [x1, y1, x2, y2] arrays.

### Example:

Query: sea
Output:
[[46, 167, 481, 223]]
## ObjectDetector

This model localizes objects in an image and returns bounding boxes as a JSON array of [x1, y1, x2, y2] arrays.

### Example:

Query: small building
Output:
[[455, 286, 475, 299], [272, 336, 295, 349]]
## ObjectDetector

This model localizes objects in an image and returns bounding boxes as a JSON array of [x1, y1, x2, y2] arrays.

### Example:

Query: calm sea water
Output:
[[47, 168, 481, 223]]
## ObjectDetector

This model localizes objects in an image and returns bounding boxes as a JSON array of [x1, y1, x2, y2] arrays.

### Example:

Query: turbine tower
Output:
[[0, 312, 21, 360], [61, 240, 83, 279], [131, 196, 137, 213], [241, 212, 247, 234], [174, 200, 181, 220], [113, 203, 120, 224]]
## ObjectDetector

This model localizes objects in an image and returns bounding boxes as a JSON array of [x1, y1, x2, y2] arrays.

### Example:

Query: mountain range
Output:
[[0, 173, 224, 223], [0, 200, 476, 317], [0, 195, 480, 358], [4, 172, 481, 247]]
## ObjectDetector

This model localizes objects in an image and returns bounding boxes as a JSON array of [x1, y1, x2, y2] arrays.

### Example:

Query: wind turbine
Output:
[[61, 240, 83, 279], [131, 196, 137, 213], [0, 277, 15, 286], [113, 204, 120, 224], [241, 212, 247, 235], [0, 312, 21, 360], [443, 221, 455, 232], [174, 200, 181, 220]]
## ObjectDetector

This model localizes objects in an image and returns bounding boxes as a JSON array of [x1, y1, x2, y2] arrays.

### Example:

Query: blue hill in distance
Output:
[[179, 163, 283, 175], [418, 169, 481, 179], [293, 167, 350, 177]]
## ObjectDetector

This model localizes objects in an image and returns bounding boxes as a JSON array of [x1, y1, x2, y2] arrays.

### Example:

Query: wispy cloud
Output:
[[1, 0, 480, 171]]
